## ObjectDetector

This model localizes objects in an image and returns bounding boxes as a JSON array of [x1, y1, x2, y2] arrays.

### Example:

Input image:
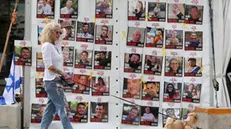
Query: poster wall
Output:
[[27, 0, 212, 129]]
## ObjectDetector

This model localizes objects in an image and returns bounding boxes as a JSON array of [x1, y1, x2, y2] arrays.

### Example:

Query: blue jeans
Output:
[[40, 80, 73, 129]]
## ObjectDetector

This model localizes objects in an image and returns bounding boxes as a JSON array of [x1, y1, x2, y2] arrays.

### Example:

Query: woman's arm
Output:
[[48, 65, 65, 75], [42, 43, 65, 76]]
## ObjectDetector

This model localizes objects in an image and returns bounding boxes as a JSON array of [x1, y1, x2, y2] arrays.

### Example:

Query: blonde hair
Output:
[[40, 22, 61, 44]]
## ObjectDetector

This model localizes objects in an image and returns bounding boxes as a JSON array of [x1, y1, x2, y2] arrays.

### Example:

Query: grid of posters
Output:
[[29, 0, 207, 128]]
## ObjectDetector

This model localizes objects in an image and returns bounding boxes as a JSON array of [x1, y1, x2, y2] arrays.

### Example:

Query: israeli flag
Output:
[[0, 55, 23, 105]]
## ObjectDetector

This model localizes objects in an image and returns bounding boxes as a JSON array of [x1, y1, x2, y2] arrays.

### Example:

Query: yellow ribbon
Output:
[[88, 71, 94, 80], [198, 65, 203, 74], [122, 31, 126, 40], [181, 23, 189, 30], [94, 17, 96, 23], [140, 75, 145, 84], [44, 17, 51, 24], [162, 47, 166, 56], [36, 72, 41, 81], [61, 40, 68, 46], [145, 12, 151, 21]]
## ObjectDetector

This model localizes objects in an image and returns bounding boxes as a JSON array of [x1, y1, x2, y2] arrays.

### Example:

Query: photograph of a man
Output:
[[185, 5, 203, 24], [95, 25, 113, 44], [122, 104, 140, 125], [37, 0, 54, 18], [94, 51, 111, 70], [75, 50, 92, 69], [144, 55, 162, 75], [91, 102, 108, 122], [123, 78, 141, 99], [142, 81, 159, 100], [125, 107, 139, 121], [165, 30, 183, 49], [185, 31, 203, 50], [124, 53, 142, 73], [148, 2, 166, 21], [60, 0, 74, 14], [76, 22, 94, 42], [95, 0, 112, 18], [185, 58, 202, 76], [73, 102, 88, 122], [19, 47, 30, 62], [127, 27, 145, 47], [59, 20, 75, 41], [72, 74, 90, 94], [15, 46, 32, 66]]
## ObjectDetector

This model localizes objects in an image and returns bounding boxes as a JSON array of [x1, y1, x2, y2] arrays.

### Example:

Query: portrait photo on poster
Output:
[[124, 53, 142, 73], [37, 25, 43, 45], [146, 27, 164, 48], [140, 106, 159, 126], [36, 52, 45, 72], [148, 2, 166, 22], [163, 81, 182, 103], [94, 51, 111, 70], [95, 25, 113, 45], [95, 0, 113, 18], [142, 81, 160, 101], [68, 102, 88, 123], [76, 21, 94, 43], [168, 3, 185, 23], [123, 77, 141, 99], [35, 77, 47, 97], [90, 102, 108, 122], [128, 0, 146, 21], [37, 0, 55, 18], [143, 55, 163, 75], [75, 49, 93, 69], [185, 31, 203, 51], [14, 46, 32, 66], [60, 0, 78, 18], [127, 27, 145, 47], [165, 29, 183, 49], [162, 108, 181, 126], [92, 76, 110, 96], [184, 5, 203, 25], [121, 103, 140, 125], [59, 20, 76, 41], [63, 67, 74, 92], [182, 83, 201, 103], [165, 56, 183, 77], [31, 103, 46, 123], [72, 74, 90, 94], [62, 46, 74, 67], [184, 57, 202, 77]]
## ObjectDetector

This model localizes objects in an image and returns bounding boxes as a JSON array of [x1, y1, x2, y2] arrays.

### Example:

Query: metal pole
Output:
[[23, 0, 31, 128], [208, 0, 219, 108]]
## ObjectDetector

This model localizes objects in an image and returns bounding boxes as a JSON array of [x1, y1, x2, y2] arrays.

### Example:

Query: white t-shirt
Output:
[[77, 33, 93, 39], [154, 7, 161, 14], [42, 4, 53, 15], [41, 29, 66, 81], [60, 7, 74, 14], [143, 113, 155, 121]]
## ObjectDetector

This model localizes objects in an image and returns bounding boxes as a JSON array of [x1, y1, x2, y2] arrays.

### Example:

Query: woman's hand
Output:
[[62, 73, 72, 80]]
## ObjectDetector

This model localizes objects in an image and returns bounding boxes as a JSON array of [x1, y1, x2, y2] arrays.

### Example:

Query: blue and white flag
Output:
[[0, 55, 23, 105]]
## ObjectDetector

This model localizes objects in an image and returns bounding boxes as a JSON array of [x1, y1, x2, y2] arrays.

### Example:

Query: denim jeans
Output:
[[40, 80, 73, 129]]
